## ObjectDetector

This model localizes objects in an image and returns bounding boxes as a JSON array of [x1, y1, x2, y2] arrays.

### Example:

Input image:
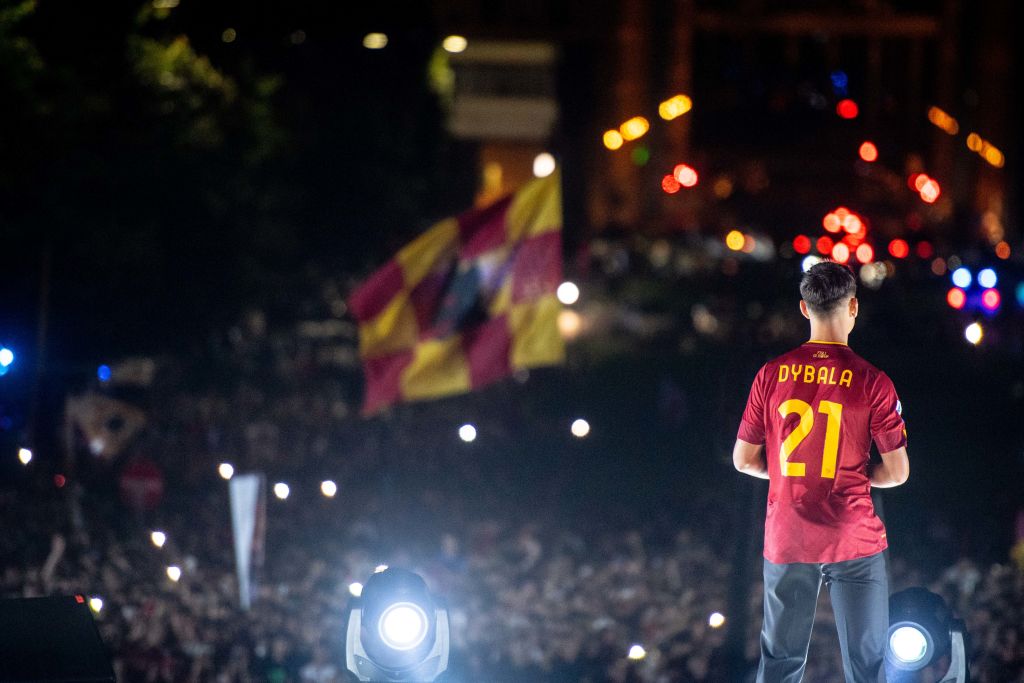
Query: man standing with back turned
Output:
[[733, 261, 910, 682]]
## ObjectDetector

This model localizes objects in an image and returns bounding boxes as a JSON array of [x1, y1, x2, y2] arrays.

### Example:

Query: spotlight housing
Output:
[[346, 568, 449, 682], [886, 587, 968, 682]]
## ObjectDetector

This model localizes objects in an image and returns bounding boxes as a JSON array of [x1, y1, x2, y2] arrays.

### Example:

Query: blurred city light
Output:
[[888, 240, 909, 259], [858, 141, 878, 162], [915, 241, 934, 259], [919, 178, 940, 203], [558, 310, 583, 340], [619, 116, 649, 141], [0, 347, 13, 370], [995, 241, 1011, 260], [658, 94, 692, 121], [54, 474, 66, 488], [458, 424, 477, 443], [89, 597, 103, 613], [602, 130, 624, 150], [627, 645, 646, 660], [153, 0, 180, 8], [725, 230, 744, 251], [836, 99, 859, 119], [273, 482, 290, 500], [823, 212, 842, 233], [218, 462, 234, 480], [321, 480, 337, 497], [151, 531, 167, 548], [221, 28, 237, 43], [1016, 283, 1024, 308], [830, 70, 848, 94], [167, 565, 182, 582], [965, 323, 983, 345], [927, 106, 959, 135], [363, 33, 388, 50], [442, 35, 468, 53], [532, 153, 556, 178], [831, 242, 850, 264], [860, 263, 887, 288], [349, 582, 364, 597], [801, 255, 822, 273], [661, 174, 681, 194], [709, 612, 726, 628], [931, 258, 947, 276], [571, 419, 591, 438], [977, 268, 997, 289], [374, 564, 389, 574], [855, 243, 874, 264], [981, 289, 1000, 311], [673, 164, 698, 187], [18, 448, 32, 465], [631, 146, 650, 166], [966, 133, 982, 152], [557, 281, 580, 305], [951, 267, 972, 289], [792, 235, 811, 254], [946, 288, 966, 310], [816, 236, 834, 255], [97, 364, 112, 382]]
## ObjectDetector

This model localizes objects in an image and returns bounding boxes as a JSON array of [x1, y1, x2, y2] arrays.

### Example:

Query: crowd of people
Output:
[[4, 243, 1022, 682]]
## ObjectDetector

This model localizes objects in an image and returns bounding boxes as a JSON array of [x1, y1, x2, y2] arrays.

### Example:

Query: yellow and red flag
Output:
[[350, 172, 564, 414]]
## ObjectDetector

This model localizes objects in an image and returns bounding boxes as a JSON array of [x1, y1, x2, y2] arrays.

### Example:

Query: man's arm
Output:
[[733, 439, 769, 479], [869, 446, 909, 488]]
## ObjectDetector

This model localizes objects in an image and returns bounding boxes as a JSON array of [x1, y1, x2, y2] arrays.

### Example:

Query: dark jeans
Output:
[[757, 551, 888, 683]]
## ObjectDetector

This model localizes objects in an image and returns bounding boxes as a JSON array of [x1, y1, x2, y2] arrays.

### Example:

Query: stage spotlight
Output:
[[886, 587, 968, 682], [346, 568, 449, 682]]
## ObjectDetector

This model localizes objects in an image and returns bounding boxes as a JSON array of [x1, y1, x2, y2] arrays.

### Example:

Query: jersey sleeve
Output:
[[869, 371, 907, 453], [737, 365, 769, 445]]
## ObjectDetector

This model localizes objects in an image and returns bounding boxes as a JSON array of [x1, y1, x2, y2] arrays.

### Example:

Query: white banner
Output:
[[229, 473, 265, 610]]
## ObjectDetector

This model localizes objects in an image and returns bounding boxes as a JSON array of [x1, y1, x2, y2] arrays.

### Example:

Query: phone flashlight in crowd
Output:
[[345, 567, 449, 682]]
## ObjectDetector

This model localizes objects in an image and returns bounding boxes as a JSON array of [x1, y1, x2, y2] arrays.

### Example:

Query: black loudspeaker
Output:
[[0, 595, 115, 682]]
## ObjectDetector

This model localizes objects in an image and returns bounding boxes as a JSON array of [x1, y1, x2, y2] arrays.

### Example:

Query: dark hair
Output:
[[800, 261, 856, 315]]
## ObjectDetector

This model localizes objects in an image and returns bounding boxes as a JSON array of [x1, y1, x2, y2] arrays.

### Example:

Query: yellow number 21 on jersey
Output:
[[777, 399, 843, 478]]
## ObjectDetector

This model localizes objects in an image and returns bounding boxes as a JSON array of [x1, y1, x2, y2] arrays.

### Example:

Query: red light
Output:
[[823, 213, 841, 233], [793, 235, 811, 254], [831, 242, 851, 264], [673, 164, 699, 187], [75, 595, 85, 604], [888, 239, 909, 259], [946, 288, 966, 309], [919, 179, 940, 203], [661, 174, 681, 194], [54, 474, 66, 488], [817, 236, 834, 255], [836, 99, 859, 119], [855, 243, 874, 263], [913, 174, 930, 192], [858, 141, 878, 162], [982, 289, 1001, 310], [915, 241, 933, 259]]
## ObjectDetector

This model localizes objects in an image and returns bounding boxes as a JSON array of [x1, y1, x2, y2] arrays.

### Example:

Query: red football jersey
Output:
[[737, 341, 907, 564]]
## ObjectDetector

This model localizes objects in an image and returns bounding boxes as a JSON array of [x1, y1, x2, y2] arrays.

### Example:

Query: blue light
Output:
[[97, 365, 112, 382], [977, 268, 997, 289], [951, 267, 972, 289], [830, 70, 849, 95], [1016, 282, 1024, 308], [0, 347, 13, 368]]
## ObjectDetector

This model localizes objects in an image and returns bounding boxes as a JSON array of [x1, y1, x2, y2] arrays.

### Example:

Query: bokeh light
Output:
[[995, 241, 1011, 259], [661, 174, 681, 194], [855, 243, 874, 264], [151, 531, 167, 548], [915, 241, 933, 259], [532, 153, 556, 178], [725, 230, 745, 251], [571, 419, 591, 438], [792, 235, 811, 255], [658, 94, 692, 120], [951, 267, 972, 289], [888, 239, 909, 259], [801, 255, 822, 272], [557, 281, 580, 305], [363, 33, 388, 49], [1016, 282, 1024, 308], [619, 117, 649, 141], [18, 447, 32, 465], [627, 645, 646, 660], [0, 347, 13, 368], [965, 322, 983, 345], [831, 242, 850, 264], [603, 130, 624, 150], [218, 462, 234, 480], [442, 35, 468, 53], [816, 236, 834, 255], [273, 482, 290, 500], [946, 288, 966, 310], [97, 364, 112, 382], [89, 597, 103, 613], [673, 164, 698, 187], [919, 179, 940, 203], [709, 612, 726, 628], [858, 141, 878, 162], [836, 99, 859, 119], [349, 582, 363, 597], [459, 424, 477, 442], [977, 268, 997, 289], [167, 565, 182, 582], [321, 480, 337, 497], [981, 289, 1001, 311]]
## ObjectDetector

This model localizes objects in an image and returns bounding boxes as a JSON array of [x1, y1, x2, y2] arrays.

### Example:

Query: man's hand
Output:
[[733, 439, 769, 479], [869, 446, 909, 488]]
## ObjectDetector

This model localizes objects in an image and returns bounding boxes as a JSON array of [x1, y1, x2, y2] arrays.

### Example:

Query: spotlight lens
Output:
[[889, 626, 929, 664], [379, 602, 429, 651]]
